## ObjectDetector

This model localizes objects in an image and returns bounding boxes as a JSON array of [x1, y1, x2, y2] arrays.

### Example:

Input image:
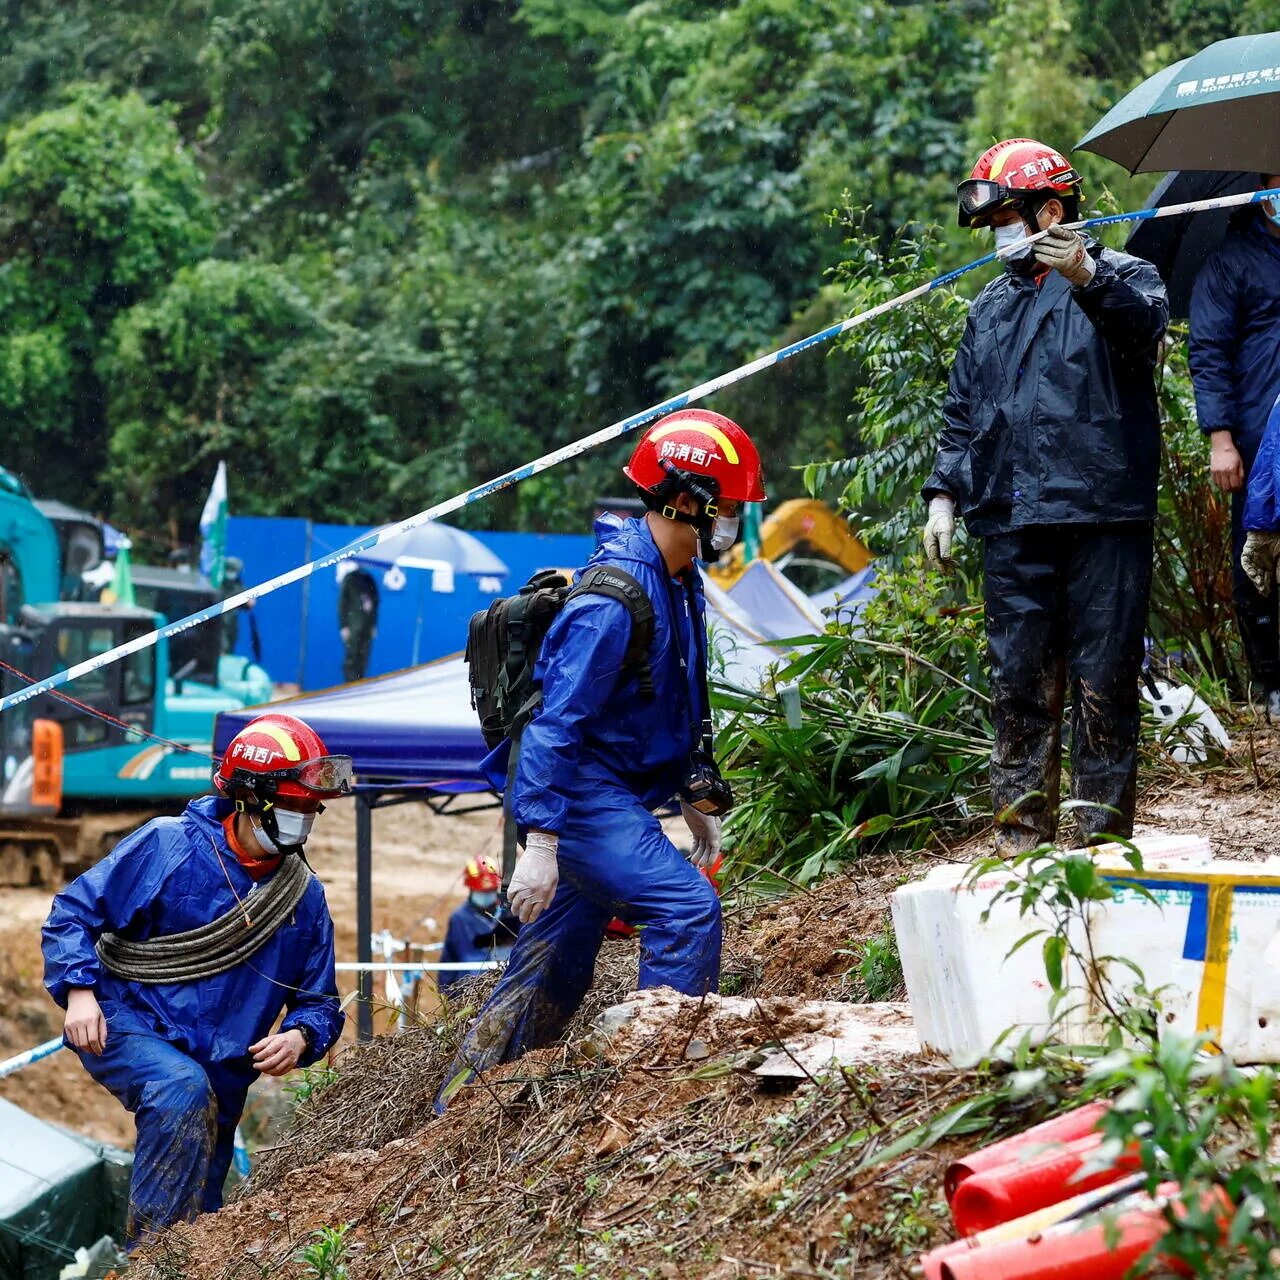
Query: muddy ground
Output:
[[124, 724, 1280, 1279], [5, 722, 1277, 1275]]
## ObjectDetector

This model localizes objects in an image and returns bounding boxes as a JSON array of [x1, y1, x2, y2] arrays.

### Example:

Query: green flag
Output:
[[199, 460, 228, 589], [111, 537, 136, 607]]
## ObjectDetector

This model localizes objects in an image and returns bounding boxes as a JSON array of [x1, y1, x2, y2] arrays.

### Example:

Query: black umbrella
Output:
[[1124, 169, 1261, 318]]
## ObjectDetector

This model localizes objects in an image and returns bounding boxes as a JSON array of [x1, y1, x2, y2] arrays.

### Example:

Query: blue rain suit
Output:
[[1190, 214, 1280, 691], [440, 516, 719, 1101], [437, 899, 519, 993], [42, 795, 344, 1247], [1244, 392, 1280, 532]]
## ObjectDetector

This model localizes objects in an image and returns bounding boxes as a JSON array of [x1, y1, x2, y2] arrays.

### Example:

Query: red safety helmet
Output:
[[958, 138, 1082, 228], [463, 856, 501, 893], [624, 409, 767, 508], [214, 713, 353, 802]]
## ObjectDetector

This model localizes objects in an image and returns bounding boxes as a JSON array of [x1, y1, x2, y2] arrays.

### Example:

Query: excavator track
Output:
[[0, 810, 166, 888]]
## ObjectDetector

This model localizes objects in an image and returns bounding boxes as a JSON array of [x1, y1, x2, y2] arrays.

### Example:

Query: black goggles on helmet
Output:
[[225, 754, 355, 795], [957, 172, 1079, 228]]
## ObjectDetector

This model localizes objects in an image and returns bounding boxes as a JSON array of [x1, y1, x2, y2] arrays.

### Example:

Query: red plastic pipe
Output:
[[951, 1132, 1141, 1236], [939, 1186, 1231, 1280], [945, 1102, 1110, 1203], [920, 1175, 1146, 1280]]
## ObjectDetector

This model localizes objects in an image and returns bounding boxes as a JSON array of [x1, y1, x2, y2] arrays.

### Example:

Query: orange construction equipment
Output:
[[938, 1183, 1232, 1280], [707, 498, 871, 588], [945, 1101, 1110, 1203], [951, 1131, 1141, 1236]]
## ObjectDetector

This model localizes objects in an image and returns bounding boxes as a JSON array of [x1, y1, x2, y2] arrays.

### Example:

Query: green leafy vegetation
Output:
[[0, 0, 1266, 541]]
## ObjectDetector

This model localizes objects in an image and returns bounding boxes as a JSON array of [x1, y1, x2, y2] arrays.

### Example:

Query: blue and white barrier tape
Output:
[[0, 1036, 64, 1078], [2, 186, 1276, 718]]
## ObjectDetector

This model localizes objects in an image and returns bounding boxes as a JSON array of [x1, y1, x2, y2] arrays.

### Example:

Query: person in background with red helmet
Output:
[[42, 712, 349, 1249], [438, 409, 765, 1107], [437, 856, 520, 993], [923, 138, 1168, 851]]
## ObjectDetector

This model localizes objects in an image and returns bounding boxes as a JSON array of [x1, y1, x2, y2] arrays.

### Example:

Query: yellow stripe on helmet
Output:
[[252, 722, 302, 762], [650, 420, 740, 465]]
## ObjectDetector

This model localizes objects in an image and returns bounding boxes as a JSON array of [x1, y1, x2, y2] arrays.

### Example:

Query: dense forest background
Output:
[[0, 0, 1269, 543]]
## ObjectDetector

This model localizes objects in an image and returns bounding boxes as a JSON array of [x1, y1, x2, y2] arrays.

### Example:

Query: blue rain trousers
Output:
[[42, 795, 344, 1247], [439, 517, 719, 1105]]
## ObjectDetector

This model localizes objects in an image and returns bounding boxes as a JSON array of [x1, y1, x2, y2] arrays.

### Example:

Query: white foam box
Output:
[[891, 834, 1280, 1064]]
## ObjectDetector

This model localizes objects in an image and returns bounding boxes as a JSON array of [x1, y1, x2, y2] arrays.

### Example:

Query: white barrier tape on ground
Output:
[[0, 1036, 64, 1078], [2, 186, 1275, 719], [335, 961, 502, 972]]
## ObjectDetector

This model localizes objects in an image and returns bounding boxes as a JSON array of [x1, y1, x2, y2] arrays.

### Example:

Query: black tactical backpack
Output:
[[465, 566, 656, 749]]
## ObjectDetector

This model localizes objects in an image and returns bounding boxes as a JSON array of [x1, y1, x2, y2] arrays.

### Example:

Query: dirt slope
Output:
[[43, 727, 1280, 1275]]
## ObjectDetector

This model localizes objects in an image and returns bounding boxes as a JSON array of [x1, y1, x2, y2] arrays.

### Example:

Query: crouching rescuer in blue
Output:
[[438, 409, 767, 1108], [42, 713, 349, 1249]]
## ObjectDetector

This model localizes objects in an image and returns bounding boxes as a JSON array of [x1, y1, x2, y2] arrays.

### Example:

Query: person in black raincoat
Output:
[[338, 563, 379, 682], [923, 138, 1168, 852], [1189, 173, 1280, 715]]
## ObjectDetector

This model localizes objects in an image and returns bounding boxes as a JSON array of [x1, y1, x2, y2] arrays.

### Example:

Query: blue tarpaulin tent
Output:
[[214, 657, 488, 792]]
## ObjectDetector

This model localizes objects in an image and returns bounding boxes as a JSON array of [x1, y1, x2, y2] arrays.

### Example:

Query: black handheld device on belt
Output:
[[676, 572, 734, 817]]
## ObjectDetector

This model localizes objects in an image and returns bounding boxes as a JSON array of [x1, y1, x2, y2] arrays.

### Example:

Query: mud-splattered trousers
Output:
[[437, 783, 721, 1102], [984, 523, 1153, 851], [437, 518, 718, 1106], [73, 1004, 247, 1247], [43, 796, 344, 1248]]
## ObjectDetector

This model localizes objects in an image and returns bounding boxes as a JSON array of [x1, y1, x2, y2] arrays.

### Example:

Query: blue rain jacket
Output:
[[1243, 391, 1280, 531], [1189, 214, 1280, 457], [438, 899, 519, 992], [440, 517, 721, 1104], [43, 794, 344, 1079], [506, 515, 704, 832]]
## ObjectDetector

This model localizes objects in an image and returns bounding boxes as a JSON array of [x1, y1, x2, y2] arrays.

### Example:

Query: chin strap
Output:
[[640, 460, 721, 555], [236, 790, 310, 860]]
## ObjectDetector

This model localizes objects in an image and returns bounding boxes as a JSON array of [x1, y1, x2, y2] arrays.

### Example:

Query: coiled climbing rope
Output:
[[96, 852, 311, 983]]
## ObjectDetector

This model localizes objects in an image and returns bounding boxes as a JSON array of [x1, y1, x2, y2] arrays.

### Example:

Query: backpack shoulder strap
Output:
[[567, 565, 656, 697]]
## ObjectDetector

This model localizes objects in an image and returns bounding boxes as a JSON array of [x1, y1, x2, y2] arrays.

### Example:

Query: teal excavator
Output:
[[0, 468, 270, 886]]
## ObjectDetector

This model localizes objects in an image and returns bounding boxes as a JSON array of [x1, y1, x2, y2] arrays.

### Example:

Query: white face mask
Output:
[[993, 221, 1035, 260], [250, 807, 317, 853], [709, 515, 740, 553], [471, 890, 498, 910]]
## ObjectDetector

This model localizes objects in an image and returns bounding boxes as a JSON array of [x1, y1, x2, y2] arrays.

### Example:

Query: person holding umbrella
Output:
[[923, 138, 1168, 852], [1188, 173, 1280, 714]]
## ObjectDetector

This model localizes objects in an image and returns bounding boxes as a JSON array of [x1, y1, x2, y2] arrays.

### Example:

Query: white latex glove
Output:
[[680, 801, 722, 868], [1034, 224, 1096, 287], [509, 830, 559, 924], [923, 495, 957, 572], [1242, 531, 1280, 596]]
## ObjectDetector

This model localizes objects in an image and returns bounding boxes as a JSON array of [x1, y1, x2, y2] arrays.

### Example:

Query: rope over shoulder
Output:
[[96, 854, 312, 983]]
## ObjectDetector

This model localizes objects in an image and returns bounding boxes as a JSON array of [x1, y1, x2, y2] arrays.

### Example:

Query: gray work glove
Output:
[[1242, 531, 1280, 596], [1034, 224, 1096, 287], [508, 830, 559, 924], [679, 801, 722, 868], [923, 495, 957, 572]]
